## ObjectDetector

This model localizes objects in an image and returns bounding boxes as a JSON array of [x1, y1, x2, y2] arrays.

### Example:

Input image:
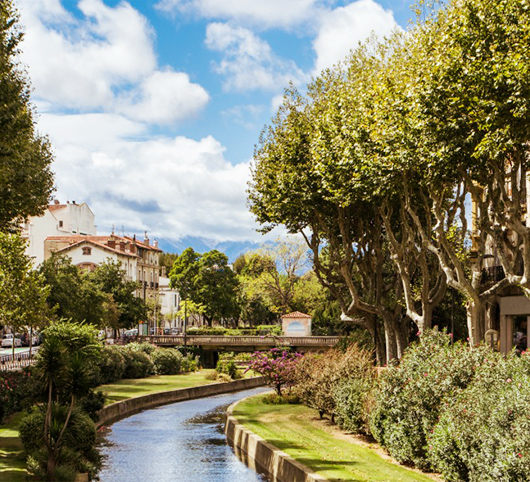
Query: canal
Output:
[[97, 386, 269, 481]]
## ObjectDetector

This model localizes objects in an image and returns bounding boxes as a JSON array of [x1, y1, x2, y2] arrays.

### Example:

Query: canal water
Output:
[[97, 386, 269, 482]]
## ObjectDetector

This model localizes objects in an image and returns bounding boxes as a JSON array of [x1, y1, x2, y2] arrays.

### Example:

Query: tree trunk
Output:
[[466, 298, 483, 347]]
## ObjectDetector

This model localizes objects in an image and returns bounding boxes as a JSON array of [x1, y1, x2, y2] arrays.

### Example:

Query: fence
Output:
[[0, 350, 38, 371]]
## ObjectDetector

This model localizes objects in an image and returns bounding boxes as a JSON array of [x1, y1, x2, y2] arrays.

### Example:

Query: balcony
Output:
[[481, 265, 505, 284]]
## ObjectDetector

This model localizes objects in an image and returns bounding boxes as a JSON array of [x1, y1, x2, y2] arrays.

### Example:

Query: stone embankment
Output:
[[97, 376, 266, 428], [225, 397, 328, 482]]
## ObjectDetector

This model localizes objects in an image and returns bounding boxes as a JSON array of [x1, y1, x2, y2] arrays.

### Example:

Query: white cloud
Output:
[[116, 70, 209, 125], [313, 0, 399, 74], [205, 23, 306, 91], [156, 0, 320, 30], [39, 113, 259, 242], [17, 0, 208, 125]]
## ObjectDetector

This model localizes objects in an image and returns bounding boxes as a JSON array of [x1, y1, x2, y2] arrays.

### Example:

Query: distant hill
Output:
[[156, 236, 266, 262]]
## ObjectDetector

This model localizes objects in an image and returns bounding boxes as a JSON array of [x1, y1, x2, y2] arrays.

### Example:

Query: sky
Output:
[[16, 0, 415, 246]]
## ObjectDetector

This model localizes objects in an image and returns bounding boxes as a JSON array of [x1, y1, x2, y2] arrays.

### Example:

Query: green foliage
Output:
[[170, 248, 239, 325], [151, 348, 183, 375], [39, 254, 108, 326], [0, 232, 50, 336], [91, 259, 147, 330], [215, 352, 241, 379], [180, 353, 199, 372], [0, 368, 37, 422], [333, 377, 373, 434], [369, 330, 494, 470], [429, 354, 530, 481], [19, 407, 99, 480], [95, 345, 126, 384], [0, 0, 55, 230], [121, 348, 155, 379]]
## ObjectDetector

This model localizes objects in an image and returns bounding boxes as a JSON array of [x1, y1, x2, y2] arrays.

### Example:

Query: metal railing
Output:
[[138, 335, 340, 348], [0, 350, 38, 371]]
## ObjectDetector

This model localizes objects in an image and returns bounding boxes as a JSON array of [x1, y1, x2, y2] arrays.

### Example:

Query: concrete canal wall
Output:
[[97, 376, 266, 428], [225, 398, 328, 482]]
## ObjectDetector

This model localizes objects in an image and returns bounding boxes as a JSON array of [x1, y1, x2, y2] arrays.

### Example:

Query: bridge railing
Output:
[[0, 351, 37, 371], [138, 335, 340, 347]]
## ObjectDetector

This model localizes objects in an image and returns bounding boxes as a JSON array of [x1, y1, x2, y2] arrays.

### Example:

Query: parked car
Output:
[[2, 334, 22, 348]]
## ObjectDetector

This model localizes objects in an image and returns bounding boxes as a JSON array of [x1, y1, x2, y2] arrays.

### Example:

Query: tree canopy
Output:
[[249, 0, 530, 360], [0, 1, 54, 230]]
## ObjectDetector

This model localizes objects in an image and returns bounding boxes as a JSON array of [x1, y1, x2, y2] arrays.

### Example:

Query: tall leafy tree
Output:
[[0, 1, 54, 230], [91, 260, 147, 331], [0, 232, 50, 354], [39, 254, 108, 326], [169, 248, 239, 326]]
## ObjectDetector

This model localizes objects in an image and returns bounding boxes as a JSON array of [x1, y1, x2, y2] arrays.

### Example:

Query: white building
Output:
[[158, 275, 181, 330], [44, 234, 162, 301], [22, 200, 97, 265]]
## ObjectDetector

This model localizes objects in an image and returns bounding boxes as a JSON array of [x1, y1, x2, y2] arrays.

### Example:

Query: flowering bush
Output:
[[247, 348, 302, 395], [0, 368, 37, 422], [369, 329, 496, 470], [429, 354, 530, 481], [151, 348, 183, 375], [292, 345, 375, 428]]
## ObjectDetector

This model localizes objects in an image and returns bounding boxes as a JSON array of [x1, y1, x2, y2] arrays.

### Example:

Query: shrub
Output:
[[78, 389, 106, 421], [95, 345, 126, 384], [369, 330, 494, 470], [247, 348, 302, 395], [181, 354, 199, 372], [216, 352, 242, 379], [20, 406, 99, 479], [121, 348, 155, 379], [0, 368, 37, 422], [333, 377, 373, 434], [429, 354, 530, 481], [151, 348, 183, 375], [293, 344, 374, 426], [126, 342, 156, 355]]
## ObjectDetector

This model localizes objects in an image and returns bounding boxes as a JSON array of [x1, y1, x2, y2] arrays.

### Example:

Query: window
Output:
[[58, 220, 63, 227], [82, 247, 92, 255]]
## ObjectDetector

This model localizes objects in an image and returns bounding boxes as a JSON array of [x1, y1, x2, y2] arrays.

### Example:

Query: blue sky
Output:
[[16, 0, 414, 245]]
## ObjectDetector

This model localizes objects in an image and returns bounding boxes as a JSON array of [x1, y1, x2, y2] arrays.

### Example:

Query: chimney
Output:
[[120, 241, 126, 252], [144, 231, 149, 246], [154, 240, 158, 249], [107, 238, 116, 249]]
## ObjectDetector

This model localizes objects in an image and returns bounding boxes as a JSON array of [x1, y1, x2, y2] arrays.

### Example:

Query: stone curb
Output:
[[225, 396, 329, 482], [97, 376, 266, 428]]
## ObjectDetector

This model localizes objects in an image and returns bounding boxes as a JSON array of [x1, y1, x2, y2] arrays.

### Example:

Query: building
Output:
[[44, 233, 162, 301], [158, 275, 181, 331], [282, 312, 312, 336], [22, 200, 97, 265]]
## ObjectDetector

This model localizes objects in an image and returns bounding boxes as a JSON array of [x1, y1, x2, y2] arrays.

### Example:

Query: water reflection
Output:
[[98, 387, 269, 482]]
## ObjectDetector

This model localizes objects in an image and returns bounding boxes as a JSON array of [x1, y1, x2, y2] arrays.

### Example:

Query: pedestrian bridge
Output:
[[138, 335, 340, 352]]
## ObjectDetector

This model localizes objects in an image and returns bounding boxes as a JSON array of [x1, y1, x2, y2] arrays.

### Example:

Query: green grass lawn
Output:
[[0, 413, 27, 482], [232, 394, 436, 482], [99, 369, 218, 404]]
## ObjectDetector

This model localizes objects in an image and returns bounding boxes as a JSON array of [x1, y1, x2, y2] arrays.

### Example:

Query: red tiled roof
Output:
[[53, 238, 139, 258], [282, 311, 311, 319], [48, 204, 66, 212]]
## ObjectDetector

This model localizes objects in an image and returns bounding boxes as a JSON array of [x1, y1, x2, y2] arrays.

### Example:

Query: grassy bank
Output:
[[0, 413, 27, 482], [99, 369, 217, 404], [0, 369, 219, 480], [232, 394, 436, 482]]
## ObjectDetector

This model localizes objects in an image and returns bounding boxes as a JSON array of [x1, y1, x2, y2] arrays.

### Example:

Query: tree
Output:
[[169, 248, 239, 326], [246, 348, 302, 396], [195, 250, 240, 326], [39, 254, 108, 326], [91, 260, 147, 332], [0, 1, 54, 230], [0, 232, 50, 355], [33, 321, 100, 479]]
